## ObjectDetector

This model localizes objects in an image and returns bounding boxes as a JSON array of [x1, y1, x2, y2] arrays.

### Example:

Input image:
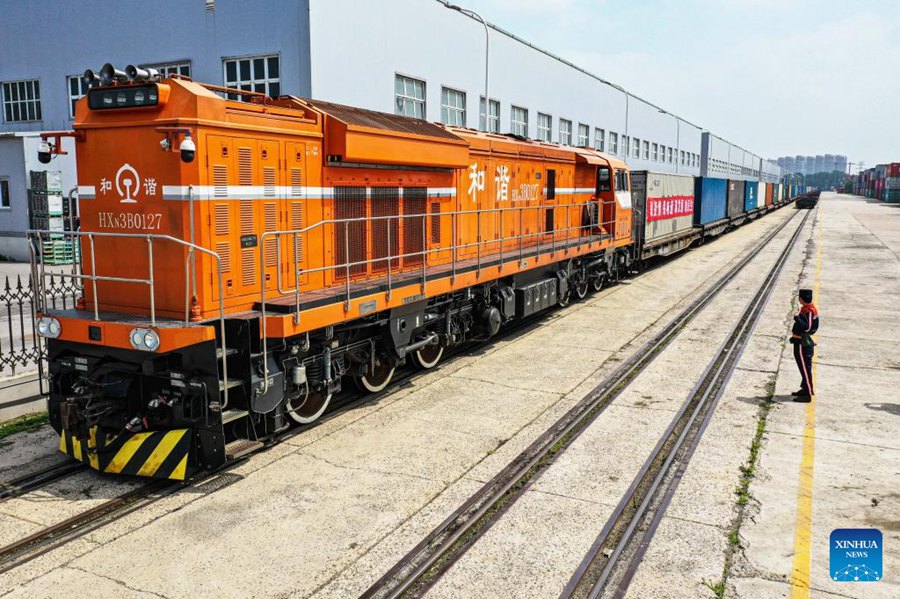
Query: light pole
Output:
[[447, 3, 489, 131], [659, 109, 680, 173]]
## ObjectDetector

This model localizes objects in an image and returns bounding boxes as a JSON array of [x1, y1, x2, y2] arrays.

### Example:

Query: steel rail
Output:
[[564, 209, 812, 599], [359, 209, 803, 599], [0, 461, 86, 502]]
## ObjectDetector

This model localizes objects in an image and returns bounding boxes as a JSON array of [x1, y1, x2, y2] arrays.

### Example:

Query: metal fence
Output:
[[0, 271, 80, 377]]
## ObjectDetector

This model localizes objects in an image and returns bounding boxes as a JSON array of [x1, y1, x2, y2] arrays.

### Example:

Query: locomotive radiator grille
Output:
[[403, 187, 426, 269], [334, 186, 367, 280]]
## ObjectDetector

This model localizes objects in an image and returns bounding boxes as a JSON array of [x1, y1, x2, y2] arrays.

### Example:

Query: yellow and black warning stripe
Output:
[[60, 428, 192, 480]]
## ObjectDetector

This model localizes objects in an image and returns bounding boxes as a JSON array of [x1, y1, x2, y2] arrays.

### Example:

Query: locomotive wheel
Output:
[[286, 388, 333, 425], [355, 362, 396, 393], [575, 278, 590, 300], [411, 344, 444, 369], [591, 274, 604, 292], [558, 287, 572, 308]]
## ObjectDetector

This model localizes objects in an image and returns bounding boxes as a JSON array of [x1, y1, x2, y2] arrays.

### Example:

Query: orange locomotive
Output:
[[34, 67, 632, 479]]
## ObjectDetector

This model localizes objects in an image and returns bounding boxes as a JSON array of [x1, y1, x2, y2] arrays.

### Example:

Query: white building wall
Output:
[[309, 0, 703, 176]]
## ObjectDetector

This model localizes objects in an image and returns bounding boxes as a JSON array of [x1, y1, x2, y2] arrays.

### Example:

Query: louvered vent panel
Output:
[[213, 165, 228, 198], [430, 202, 441, 244], [403, 187, 427, 269], [241, 248, 255, 287], [264, 167, 276, 197], [214, 204, 229, 236], [215, 242, 232, 272], [371, 187, 400, 274], [290, 202, 304, 266], [290, 169, 303, 197], [334, 186, 367, 280], [240, 200, 254, 235], [264, 203, 277, 267], [238, 147, 253, 186]]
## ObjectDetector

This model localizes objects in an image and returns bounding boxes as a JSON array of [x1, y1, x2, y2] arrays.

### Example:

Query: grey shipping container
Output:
[[727, 179, 746, 218], [631, 171, 696, 244]]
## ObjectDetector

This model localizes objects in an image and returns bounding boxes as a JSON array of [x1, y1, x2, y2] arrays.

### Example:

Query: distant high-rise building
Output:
[[834, 155, 848, 173], [776, 153, 849, 175]]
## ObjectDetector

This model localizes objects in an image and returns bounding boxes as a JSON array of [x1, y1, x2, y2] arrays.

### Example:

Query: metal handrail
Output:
[[257, 199, 613, 395], [28, 229, 232, 410]]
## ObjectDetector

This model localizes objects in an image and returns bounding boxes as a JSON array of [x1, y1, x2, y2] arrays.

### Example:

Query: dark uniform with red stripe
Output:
[[790, 289, 818, 401]]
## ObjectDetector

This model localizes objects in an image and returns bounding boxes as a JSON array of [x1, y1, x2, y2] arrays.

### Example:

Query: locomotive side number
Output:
[[97, 212, 163, 231]]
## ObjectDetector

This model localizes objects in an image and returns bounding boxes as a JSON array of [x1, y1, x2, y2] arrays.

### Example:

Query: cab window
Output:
[[614, 170, 629, 192], [596, 166, 611, 194]]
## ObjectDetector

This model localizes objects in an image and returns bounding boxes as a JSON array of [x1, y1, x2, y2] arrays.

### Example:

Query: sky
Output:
[[462, 0, 899, 171]]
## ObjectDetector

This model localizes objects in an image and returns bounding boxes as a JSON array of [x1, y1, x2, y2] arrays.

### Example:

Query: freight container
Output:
[[631, 171, 698, 257], [693, 177, 728, 225], [764, 182, 774, 207], [775, 183, 784, 203], [888, 163, 900, 178], [743, 181, 758, 212], [727, 179, 746, 218]]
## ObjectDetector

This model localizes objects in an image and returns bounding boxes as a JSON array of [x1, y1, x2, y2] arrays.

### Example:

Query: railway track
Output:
[[0, 461, 86, 502], [561, 209, 812, 599], [360, 209, 807, 599]]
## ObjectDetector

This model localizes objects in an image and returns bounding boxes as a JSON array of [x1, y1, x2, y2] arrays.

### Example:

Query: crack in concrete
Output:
[[766, 428, 900, 453], [67, 564, 172, 599], [298, 449, 444, 484]]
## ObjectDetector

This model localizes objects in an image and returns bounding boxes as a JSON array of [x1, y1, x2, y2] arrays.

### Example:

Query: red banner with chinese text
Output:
[[646, 194, 694, 222]]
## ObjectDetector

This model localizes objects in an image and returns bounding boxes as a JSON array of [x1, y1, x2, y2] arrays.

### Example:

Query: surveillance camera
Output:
[[179, 135, 196, 163], [160, 137, 171, 151], [38, 141, 52, 164]]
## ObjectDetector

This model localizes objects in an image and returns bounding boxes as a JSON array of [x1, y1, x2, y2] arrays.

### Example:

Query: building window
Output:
[[623, 136, 630, 158], [652, 143, 659, 161], [680, 150, 685, 165], [0, 178, 9, 209], [609, 132, 618, 155], [67, 75, 94, 119], [642, 140, 649, 160], [559, 119, 572, 145], [537, 112, 551, 142], [2, 79, 41, 122], [479, 97, 499, 133], [594, 128, 605, 151], [395, 74, 426, 119], [632, 138, 641, 159], [578, 123, 590, 147], [143, 61, 191, 79], [223, 54, 280, 100], [441, 87, 466, 126], [667, 147, 674, 163], [511, 105, 528, 137]]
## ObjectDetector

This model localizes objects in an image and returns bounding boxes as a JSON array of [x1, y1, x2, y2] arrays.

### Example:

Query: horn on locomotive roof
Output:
[[99, 63, 128, 86], [125, 65, 160, 83], [82, 69, 100, 87]]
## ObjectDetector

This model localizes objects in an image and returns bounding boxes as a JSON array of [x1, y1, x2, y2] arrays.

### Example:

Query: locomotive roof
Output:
[[301, 99, 462, 142]]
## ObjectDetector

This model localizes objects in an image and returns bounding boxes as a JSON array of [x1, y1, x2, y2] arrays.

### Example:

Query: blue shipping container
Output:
[[744, 181, 759, 212], [694, 177, 728, 225]]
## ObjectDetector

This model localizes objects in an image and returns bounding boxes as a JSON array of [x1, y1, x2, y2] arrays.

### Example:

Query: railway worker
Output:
[[790, 288, 818, 402]]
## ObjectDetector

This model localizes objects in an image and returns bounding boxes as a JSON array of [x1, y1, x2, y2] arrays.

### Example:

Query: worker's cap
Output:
[[798, 288, 813, 303]]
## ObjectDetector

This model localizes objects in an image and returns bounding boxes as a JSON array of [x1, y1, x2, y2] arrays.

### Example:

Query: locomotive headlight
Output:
[[129, 328, 160, 352], [133, 89, 146, 104], [37, 316, 61, 339], [116, 91, 127, 105], [143, 330, 160, 351], [102, 92, 113, 106]]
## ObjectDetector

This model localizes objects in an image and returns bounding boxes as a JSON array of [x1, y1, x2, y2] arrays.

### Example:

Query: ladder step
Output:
[[221, 409, 249, 425], [219, 379, 242, 392], [225, 439, 264, 459], [216, 347, 238, 359]]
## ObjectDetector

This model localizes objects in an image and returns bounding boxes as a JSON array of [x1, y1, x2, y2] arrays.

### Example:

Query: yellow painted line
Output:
[[790, 212, 823, 597], [136, 430, 187, 477]]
